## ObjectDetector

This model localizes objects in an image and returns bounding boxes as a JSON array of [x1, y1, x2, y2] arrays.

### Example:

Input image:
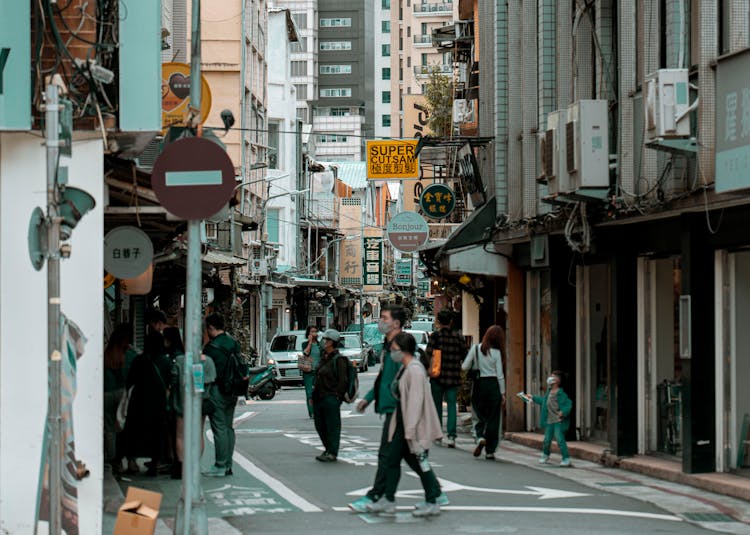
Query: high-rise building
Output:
[[373, 0, 393, 139]]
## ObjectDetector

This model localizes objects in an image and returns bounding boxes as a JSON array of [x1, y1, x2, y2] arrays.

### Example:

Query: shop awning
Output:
[[202, 250, 247, 266], [290, 277, 332, 288], [438, 197, 496, 255]]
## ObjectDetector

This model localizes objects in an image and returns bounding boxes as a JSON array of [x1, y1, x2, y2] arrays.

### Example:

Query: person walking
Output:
[[300, 325, 322, 418], [366, 332, 443, 517], [425, 309, 465, 448], [312, 329, 349, 462], [202, 313, 242, 477], [463, 325, 506, 460], [521, 370, 572, 467], [103, 324, 131, 476]]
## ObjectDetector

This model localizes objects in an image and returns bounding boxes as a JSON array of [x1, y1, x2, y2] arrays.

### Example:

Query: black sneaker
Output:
[[225, 468, 233, 476]]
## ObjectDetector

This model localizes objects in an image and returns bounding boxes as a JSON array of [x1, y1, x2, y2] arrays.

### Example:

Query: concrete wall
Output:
[[0, 134, 103, 534]]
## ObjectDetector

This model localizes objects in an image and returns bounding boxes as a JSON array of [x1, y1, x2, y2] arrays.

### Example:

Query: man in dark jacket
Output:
[[425, 309, 465, 447], [202, 313, 241, 477], [313, 329, 349, 462]]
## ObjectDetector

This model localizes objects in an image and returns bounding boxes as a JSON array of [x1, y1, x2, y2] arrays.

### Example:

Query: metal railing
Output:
[[414, 2, 453, 14], [414, 64, 453, 77], [413, 34, 433, 44]]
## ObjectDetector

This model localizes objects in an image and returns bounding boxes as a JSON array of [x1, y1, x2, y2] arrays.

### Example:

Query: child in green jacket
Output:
[[522, 370, 572, 467]]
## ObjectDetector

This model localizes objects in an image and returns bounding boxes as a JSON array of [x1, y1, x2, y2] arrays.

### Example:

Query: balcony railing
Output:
[[413, 34, 433, 45], [414, 64, 453, 77], [414, 2, 453, 14]]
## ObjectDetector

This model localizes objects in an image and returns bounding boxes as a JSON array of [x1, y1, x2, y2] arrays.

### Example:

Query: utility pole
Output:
[[359, 184, 366, 332], [175, 0, 208, 532], [45, 83, 63, 535]]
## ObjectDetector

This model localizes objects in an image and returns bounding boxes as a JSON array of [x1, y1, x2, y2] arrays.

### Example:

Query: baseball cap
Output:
[[321, 329, 341, 343]]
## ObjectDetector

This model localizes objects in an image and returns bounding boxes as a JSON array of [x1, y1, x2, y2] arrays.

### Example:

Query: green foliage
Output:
[[424, 70, 453, 137]]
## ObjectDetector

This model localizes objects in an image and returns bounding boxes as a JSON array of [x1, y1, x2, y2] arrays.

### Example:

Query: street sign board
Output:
[[366, 140, 419, 180], [161, 62, 212, 131], [363, 237, 382, 286], [716, 49, 750, 192], [151, 137, 236, 220], [0, 2, 31, 130], [420, 183, 456, 219], [387, 211, 429, 252], [395, 260, 412, 286], [104, 226, 154, 279]]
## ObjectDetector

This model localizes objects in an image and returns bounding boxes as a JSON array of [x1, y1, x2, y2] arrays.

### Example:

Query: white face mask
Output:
[[547, 376, 557, 386], [378, 319, 393, 334], [390, 349, 404, 363]]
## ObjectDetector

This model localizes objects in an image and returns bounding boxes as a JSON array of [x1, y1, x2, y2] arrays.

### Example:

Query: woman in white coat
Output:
[[366, 332, 443, 517]]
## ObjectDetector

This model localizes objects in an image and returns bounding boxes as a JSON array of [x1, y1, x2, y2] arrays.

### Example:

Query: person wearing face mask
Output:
[[312, 329, 349, 462], [521, 370, 572, 467], [300, 326, 322, 418], [365, 332, 443, 517]]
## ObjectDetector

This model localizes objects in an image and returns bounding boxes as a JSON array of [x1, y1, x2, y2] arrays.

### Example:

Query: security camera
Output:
[[220, 109, 235, 132]]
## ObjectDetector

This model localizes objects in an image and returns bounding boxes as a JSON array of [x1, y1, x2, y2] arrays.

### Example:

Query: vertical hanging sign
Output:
[[0, 2, 31, 130], [363, 237, 382, 286]]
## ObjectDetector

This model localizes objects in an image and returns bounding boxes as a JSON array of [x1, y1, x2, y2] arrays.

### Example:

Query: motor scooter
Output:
[[246, 362, 279, 400]]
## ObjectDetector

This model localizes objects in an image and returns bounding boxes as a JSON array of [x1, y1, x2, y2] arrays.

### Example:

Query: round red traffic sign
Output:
[[151, 137, 235, 220]]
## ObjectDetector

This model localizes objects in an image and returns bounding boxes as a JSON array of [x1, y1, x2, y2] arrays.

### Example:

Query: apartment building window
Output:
[[422, 23, 428, 34], [268, 121, 280, 169], [382, 20, 391, 33], [320, 17, 352, 27], [320, 64, 353, 74], [292, 13, 307, 28], [407, 56, 411, 67], [291, 37, 308, 53], [382, 0, 391, 7], [382, 91, 391, 103], [296, 107, 308, 122], [330, 107, 351, 116], [291, 61, 308, 76], [382, 114, 391, 127], [382, 67, 391, 80], [382, 44, 391, 57], [421, 53, 428, 66], [407, 26, 411, 38], [320, 41, 352, 51], [294, 84, 308, 100], [317, 134, 349, 143], [266, 209, 280, 243], [320, 88, 352, 97]]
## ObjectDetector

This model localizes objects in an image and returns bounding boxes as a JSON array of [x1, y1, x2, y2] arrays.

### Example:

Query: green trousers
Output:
[[208, 389, 236, 469], [303, 372, 315, 417], [542, 422, 570, 460], [431, 381, 458, 439], [313, 395, 342, 456], [365, 412, 393, 501]]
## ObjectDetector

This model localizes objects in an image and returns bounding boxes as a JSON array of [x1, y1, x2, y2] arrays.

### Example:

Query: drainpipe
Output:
[[522, 0, 538, 218]]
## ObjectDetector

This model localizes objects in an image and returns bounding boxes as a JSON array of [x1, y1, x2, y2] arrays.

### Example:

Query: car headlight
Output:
[[267, 359, 276, 365]]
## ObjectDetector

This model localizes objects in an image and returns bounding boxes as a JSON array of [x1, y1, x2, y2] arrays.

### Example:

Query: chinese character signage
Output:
[[339, 198, 362, 286], [395, 260, 412, 286], [363, 237, 382, 286], [419, 183, 456, 219], [717, 49, 750, 193], [0, 3, 31, 130], [104, 226, 154, 279], [366, 140, 419, 180]]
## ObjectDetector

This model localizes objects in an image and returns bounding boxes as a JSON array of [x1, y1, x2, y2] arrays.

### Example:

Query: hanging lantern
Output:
[[120, 263, 153, 295]]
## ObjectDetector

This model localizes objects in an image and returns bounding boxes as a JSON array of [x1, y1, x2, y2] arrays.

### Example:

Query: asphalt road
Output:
[[214, 366, 716, 535]]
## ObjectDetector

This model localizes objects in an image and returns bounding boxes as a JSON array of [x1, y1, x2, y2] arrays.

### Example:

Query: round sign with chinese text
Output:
[[104, 226, 154, 279], [419, 183, 456, 220], [387, 211, 429, 252]]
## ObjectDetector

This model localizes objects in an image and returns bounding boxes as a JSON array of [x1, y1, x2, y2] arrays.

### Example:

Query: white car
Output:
[[405, 329, 430, 357], [267, 330, 307, 385], [339, 333, 369, 372]]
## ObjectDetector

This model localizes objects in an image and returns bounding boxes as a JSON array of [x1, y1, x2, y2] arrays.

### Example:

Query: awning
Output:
[[202, 250, 246, 266], [290, 277, 332, 288], [438, 197, 496, 255]]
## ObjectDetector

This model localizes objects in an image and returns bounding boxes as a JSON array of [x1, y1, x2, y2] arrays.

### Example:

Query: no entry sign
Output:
[[151, 137, 236, 220], [387, 211, 429, 252]]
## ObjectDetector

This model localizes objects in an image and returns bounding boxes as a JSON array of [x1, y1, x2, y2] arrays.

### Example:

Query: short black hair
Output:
[[147, 309, 167, 325], [205, 312, 225, 331], [144, 331, 165, 356], [382, 304, 406, 329], [437, 309, 453, 327], [305, 325, 319, 337], [163, 327, 185, 354], [392, 332, 417, 355]]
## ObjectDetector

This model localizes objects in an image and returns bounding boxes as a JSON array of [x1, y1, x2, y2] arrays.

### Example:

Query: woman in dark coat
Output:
[[124, 331, 172, 476]]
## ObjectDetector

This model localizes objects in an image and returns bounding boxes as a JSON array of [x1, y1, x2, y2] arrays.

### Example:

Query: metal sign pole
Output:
[[45, 83, 63, 535]]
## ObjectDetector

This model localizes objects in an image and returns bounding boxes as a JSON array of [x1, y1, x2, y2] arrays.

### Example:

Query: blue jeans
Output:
[[542, 422, 569, 460], [430, 382, 458, 439]]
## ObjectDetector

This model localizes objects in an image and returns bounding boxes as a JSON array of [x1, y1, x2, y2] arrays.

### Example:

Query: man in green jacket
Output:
[[349, 305, 407, 511], [202, 313, 241, 477]]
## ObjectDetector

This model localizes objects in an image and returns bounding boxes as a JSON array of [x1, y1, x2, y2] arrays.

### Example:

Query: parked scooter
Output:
[[245, 362, 279, 400]]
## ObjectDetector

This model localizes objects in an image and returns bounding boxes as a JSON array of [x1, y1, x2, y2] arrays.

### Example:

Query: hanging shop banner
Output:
[[395, 260, 412, 286], [0, 2, 31, 129], [104, 226, 154, 279], [387, 211, 429, 252], [162, 62, 212, 130], [419, 183, 456, 219], [363, 237, 383, 286], [716, 48, 750, 193], [403, 95, 431, 139], [366, 139, 419, 180]]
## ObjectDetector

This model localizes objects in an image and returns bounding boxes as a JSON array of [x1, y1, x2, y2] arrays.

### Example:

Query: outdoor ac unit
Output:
[[249, 245, 268, 277], [539, 109, 572, 195], [645, 68, 690, 142], [452, 99, 474, 124], [566, 100, 609, 190]]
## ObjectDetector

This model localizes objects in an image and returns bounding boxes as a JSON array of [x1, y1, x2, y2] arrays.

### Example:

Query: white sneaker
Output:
[[416, 493, 450, 508], [539, 455, 549, 464], [366, 498, 396, 515], [412, 502, 441, 517], [560, 458, 571, 467]]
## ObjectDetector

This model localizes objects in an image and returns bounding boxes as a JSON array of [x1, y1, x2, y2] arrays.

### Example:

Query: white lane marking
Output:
[[245, 399, 306, 405], [205, 431, 322, 512], [233, 411, 257, 425], [341, 410, 364, 419], [331, 506, 681, 521]]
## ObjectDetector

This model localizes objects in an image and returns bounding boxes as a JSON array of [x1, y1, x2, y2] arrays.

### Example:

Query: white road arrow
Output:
[[340, 410, 364, 419]]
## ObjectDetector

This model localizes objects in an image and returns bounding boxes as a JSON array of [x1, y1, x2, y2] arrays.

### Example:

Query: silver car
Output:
[[267, 330, 308, 385], [405, 329, 430, 355], [339, 333, 369, 372]]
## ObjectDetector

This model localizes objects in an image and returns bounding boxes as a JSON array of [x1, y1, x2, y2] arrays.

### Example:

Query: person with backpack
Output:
[[424, 309, 465, 448], [312, 329, 350, 462], [202, 313, 243, 477]]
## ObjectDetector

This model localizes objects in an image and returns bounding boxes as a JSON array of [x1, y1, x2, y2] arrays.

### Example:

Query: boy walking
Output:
[[523, 370, 572, 467]]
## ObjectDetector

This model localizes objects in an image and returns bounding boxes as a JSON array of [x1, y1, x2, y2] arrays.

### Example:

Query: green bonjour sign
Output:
[[419, 183, 456, 219], [0, 3, 31, 130]]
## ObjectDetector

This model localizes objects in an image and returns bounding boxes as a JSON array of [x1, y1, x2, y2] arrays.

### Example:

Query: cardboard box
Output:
[[113, 487, 163, 535]]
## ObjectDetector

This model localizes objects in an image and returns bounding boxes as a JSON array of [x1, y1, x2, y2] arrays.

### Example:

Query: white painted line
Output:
[[205, 431, 322, 513], [331, 506, 681, 521], [233, 411, 257, 425]]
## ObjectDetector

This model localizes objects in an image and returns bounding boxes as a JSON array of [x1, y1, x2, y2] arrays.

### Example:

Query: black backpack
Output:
[[211, 340, 249, 397], [335, 355, 359, 403]]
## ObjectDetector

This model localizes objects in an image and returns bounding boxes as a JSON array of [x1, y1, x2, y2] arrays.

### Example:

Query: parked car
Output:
[[339, 333, 369, 372], [405, 329, 429, 354], [409, 320, 435, 335], [346, 322, 384, 366], [267, 330, 307, 385], [415, 314, 434, 323]]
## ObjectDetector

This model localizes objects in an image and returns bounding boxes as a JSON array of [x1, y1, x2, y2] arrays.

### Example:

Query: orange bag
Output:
[[429, 349, 442, 378]]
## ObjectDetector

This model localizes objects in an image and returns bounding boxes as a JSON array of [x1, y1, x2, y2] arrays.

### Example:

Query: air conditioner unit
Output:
[[645, 68, 690, 142], [539, 109, 572, 195], [452, 99, 474, 124], [249, 245, 268, 277], [566, 100, 609, 190]]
